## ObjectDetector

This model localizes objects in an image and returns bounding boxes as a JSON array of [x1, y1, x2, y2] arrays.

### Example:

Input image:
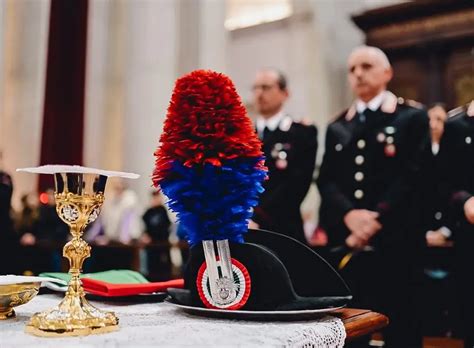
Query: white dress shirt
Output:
[[356, 90, 387, 114], [431, 143, 440, 156], [256, 110, 285, 138]]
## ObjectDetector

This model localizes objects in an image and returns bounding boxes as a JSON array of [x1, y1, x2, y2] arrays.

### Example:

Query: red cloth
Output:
[[81, 278, 184, 297]]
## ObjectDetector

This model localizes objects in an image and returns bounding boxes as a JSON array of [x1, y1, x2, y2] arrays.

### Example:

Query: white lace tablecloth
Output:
[[0, 294, 346, 347]]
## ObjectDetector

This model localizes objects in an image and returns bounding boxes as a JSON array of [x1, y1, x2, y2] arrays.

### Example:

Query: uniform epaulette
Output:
[[329, 109, 346, 123], [467, 101, 474, 117], [397, 97, 424, 109], [294, 117, 314, 126], [447, 105, 465, 118]]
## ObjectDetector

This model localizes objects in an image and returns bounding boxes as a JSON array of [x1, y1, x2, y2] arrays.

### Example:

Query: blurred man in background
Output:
[[250, 68, 317, 244], [441, 101, 474, 347], [317, 46, 429, 347], [141, 190, 171, 280], [416, 103, 457, 336]]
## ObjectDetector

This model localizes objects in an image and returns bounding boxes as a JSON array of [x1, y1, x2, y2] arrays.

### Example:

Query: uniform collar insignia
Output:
[[381, 91, 397, 114], [278, 115, 293, 132], [345, 104, 357, 121]]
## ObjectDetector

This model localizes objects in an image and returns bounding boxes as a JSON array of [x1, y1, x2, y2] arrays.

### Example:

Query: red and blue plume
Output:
[[152, 70, 267, 247]]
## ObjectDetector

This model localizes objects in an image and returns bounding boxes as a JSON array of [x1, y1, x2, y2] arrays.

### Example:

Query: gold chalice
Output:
[[17, 165, 139, 337]]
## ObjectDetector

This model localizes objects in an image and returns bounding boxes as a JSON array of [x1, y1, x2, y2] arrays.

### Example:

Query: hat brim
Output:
[[165, 291, 347, 321], [168, 229, 351, 312]]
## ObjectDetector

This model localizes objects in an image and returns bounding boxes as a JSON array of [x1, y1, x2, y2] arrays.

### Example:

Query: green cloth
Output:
[[39, 270, 149, 284]]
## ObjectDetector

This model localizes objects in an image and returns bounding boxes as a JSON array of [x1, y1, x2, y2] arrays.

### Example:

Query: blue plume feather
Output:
[[160, 158, 266, 247]]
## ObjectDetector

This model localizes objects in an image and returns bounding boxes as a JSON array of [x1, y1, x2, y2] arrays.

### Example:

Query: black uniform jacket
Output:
[[441, 106, 474, 236], [418, 145, 451, 236], [253, 115, 318, 242], [317, 92, 430, 248]]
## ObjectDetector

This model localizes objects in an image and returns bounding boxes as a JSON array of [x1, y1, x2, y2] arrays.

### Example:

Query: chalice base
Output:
[[25, 294, 118, 337], [0, 308, 15, 320]]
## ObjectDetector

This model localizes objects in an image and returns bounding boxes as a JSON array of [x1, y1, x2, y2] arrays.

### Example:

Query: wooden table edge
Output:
[[335, 308, 389, 341]]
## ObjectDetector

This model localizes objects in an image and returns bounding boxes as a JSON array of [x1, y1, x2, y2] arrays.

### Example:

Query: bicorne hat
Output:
[[153, 70, 351, 314]]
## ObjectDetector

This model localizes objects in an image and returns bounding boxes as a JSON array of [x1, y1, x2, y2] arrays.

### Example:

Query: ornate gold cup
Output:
[[17, 165, 139, 337]]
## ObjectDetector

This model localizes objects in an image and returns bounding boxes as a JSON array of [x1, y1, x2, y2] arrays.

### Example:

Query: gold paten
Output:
[[0, 283, 40, 319], [25, 172, 118, 336]]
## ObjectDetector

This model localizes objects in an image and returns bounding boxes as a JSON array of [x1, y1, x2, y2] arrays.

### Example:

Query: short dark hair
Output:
[[428, 102, 447, 112], [275, 70, 287, 91]]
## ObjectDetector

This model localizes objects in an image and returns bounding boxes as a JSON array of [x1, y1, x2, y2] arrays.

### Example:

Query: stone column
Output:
[[122, 0, 179, 205], [84, 0, 126, 171], [177, 0, 228, 75], [0, 0, 50, 209], [85, 0, 180, 206]]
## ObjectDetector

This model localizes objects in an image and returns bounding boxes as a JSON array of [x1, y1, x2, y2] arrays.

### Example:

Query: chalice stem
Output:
[[64, 235, 90, 295]]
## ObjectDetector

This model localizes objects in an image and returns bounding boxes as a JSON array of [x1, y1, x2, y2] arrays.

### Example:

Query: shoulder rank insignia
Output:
[[381, 91, 397, 113], [398, 97, 424, 110], [447, 105, 465, 118], [467, 101, 474, 117]]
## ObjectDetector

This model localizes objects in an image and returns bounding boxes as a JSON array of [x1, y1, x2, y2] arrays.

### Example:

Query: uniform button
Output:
[[355, 172, 364, 181], [466, 136, 472, 144], [357, 139, 366, 149], [355, 155, 364, 165], [354, 189, 364, 199], [335, 144, 343, 151], [435, 212, 442, 220], [278, 151, 287, 160]]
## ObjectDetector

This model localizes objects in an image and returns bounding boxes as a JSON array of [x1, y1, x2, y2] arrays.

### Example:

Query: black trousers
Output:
[[454, 228, 474, 348], [333, 246, 422, 348]]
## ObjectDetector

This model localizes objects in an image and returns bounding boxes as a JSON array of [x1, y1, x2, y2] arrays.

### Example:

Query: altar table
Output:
[[0, 294, 388, 347]]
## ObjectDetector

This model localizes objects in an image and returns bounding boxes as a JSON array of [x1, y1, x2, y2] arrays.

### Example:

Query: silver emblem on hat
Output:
[[202, 240, 238, 307]]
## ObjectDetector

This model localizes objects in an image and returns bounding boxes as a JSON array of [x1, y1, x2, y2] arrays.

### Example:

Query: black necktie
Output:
[[359, 108, 377, 123], [262, 126, 270, 141]]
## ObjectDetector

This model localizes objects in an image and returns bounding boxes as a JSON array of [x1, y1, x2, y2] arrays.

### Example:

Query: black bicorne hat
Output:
[[155, 71, 351, 313], [169, 229, 352, 311]]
